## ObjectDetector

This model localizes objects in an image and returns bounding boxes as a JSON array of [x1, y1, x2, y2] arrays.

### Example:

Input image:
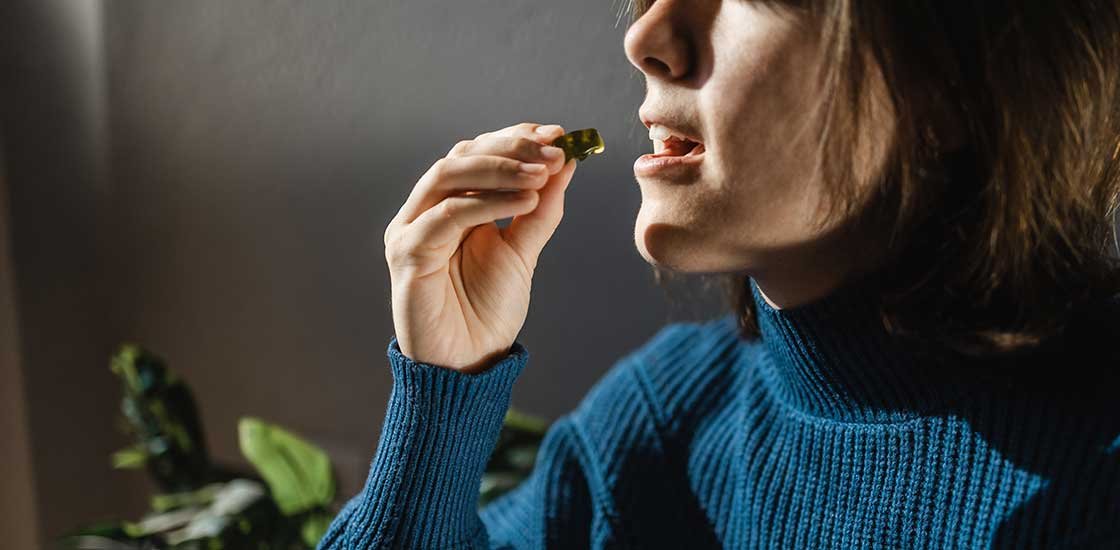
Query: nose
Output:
[[624, 0, 692, 81]]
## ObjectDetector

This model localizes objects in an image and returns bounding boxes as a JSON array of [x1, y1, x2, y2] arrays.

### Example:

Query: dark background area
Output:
[[0, 1, 727, 546]]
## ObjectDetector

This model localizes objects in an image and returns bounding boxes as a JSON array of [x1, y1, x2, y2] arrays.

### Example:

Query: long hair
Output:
[[623, 0, 1120, 356]]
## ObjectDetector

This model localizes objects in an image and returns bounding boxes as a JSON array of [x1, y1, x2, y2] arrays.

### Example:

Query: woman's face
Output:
[[624, 0, 894, 308]]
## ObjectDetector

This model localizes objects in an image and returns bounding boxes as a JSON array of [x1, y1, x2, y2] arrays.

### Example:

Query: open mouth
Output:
[[635, 121, 706, 180], [649, 123, 705, 157], [653, 136, 705, 157]]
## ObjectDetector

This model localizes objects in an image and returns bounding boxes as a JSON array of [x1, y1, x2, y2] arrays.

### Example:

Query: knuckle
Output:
[[436, 198, 457, 220], [387, 248, 420, 273], [386, 232, 424, 267], [449, 139, 472, 156], [498, 156, 524, 175], [384, 239, 400, 263], [513, 137, 540, 157], [429, 157, 451, 179]]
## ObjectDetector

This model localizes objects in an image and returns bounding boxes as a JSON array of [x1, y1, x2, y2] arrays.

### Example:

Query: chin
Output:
[[634, 219, 716, 273], [634, 205, 754, 274]]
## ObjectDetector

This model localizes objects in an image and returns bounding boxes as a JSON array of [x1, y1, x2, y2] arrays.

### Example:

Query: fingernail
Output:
[[535, 124, 562, 135], [540, 146, 564, 161], [520, 162, 548, 174]]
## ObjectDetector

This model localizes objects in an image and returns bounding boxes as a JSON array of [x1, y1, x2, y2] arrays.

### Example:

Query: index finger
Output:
[[477, 122, 566, 143]]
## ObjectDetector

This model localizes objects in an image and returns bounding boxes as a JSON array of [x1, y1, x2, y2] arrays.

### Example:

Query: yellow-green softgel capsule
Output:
[[552, 128, 605, 162]]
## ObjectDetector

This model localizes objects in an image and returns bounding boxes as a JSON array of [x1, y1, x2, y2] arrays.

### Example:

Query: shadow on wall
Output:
[[0, 127, 41, 550]]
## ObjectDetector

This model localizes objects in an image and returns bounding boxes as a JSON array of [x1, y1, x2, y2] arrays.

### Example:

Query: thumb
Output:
[[501, 158, 577, 270]]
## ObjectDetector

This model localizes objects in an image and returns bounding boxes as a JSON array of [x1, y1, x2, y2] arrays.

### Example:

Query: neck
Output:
[[749, 209, 891, 310]]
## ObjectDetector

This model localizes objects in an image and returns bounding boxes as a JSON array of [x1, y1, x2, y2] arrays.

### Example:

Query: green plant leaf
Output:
[[301, 512, 333, 548], [505, 444, 538, 469], [503, 408, 549, 434], [110, 344, 143, 394], [151, 483, 223, 512], [237, 417, 334, 515], [112, 444, 148, 469], [61, 521, 139, 541]]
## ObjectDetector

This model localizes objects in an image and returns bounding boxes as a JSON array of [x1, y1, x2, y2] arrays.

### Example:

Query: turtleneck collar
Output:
[[747, 273, 979, 424]]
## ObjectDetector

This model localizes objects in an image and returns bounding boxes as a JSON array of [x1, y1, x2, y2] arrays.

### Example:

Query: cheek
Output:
[[699, 73, 828, 244], [712, 170, 823, 243], [704, 18, 824, 193], [707, 72, 820, 187]]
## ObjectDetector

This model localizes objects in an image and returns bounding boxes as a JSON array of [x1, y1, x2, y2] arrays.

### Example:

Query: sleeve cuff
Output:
[[336, 336, 529, 548]]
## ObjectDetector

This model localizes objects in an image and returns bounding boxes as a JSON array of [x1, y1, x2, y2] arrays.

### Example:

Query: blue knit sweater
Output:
[[319, 275, 1120, 549]]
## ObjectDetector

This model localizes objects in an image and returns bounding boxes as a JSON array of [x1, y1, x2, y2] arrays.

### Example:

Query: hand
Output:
[[383, 122, 577, 373]]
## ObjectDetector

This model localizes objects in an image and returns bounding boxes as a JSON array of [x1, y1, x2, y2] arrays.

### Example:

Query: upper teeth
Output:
[[649, 123, 685, 143]]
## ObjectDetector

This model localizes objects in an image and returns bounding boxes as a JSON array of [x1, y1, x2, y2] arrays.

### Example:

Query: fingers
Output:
[[384, 121, 573, 275], [477, 122, 565, 144], [453, 123, 567, 170], [502, 158, 577, 271], [448, 136, 566, 173], [395, 122, 567, 225], [395, 190, 541, 268], [396, 155, 549, 224]]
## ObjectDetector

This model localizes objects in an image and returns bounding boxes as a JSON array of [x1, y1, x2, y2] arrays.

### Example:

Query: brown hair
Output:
[[624, 0, 1120, 356]]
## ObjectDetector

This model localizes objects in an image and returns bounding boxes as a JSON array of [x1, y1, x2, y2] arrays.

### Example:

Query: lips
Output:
[[634, 141, 705, 180], [637, 110, 706, 181]]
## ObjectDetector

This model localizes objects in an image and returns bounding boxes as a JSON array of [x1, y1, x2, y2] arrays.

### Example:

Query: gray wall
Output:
[[1, 0, 152, 546], [0, 133, 40, 550], [3, 0, 726, 544]]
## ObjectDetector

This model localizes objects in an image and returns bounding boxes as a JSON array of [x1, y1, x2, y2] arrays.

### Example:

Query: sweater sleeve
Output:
[[316, 335, 533, 549], [317, 324, 688, 549]]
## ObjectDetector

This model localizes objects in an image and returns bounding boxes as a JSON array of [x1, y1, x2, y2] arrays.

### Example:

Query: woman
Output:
[[321, 0, 1120, 548]]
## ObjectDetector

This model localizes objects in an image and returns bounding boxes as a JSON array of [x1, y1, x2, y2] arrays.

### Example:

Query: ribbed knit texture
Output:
[[319, 275, 1120, 549]]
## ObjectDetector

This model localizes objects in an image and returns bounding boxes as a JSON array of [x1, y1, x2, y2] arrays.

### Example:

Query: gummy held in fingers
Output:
[[552, 128, 605, 162]]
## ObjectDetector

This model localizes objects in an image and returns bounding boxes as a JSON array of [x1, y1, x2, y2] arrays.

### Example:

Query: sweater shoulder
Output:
[[568, 316, 738, 416], [624, 314, 752, 436], [563, 315, 754, 461], [508, 319, 741, 546]]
